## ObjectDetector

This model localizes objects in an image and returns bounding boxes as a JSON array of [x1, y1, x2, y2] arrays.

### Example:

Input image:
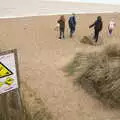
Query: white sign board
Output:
[[0, 50, 19, 94]]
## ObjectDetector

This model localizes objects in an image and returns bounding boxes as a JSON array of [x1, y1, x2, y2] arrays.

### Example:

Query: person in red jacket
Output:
[[57, 15, 65, 39], [89, 16, 103, 42]]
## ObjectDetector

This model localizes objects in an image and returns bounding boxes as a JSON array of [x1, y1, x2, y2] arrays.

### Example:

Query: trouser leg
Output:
[[70, 27, 72, 37], [62, 28, 65, 38], [70, 27, 75, 38], [109, 29, 112, 35], [59, 28, 65, 39], [59, 31, 62, 39], [59, 28, 63, 39], [72, 26, 75, 33], [94, 30, 99, 42]]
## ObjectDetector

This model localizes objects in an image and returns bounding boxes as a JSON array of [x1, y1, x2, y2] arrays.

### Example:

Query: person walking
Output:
[[108, 19, 116, 36], [89, 16, 103, 42], [68, 13, 76, 38], [57, 15, 65, 39]]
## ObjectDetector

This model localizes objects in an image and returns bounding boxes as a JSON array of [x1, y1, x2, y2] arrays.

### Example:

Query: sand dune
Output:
[[0, 13, 120, 119]]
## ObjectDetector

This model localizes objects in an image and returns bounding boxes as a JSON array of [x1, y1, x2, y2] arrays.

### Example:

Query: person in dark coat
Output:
[[68, 13, 76, 38], [57, 15, 65, 39], [89, 16, 103, 42]]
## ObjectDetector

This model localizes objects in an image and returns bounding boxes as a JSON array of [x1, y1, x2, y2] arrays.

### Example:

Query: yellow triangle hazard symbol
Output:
[[0, 62, 13, 78]]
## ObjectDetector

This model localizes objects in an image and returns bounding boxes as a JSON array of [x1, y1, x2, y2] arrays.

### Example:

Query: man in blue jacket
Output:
[[68, 13, 76, 38]]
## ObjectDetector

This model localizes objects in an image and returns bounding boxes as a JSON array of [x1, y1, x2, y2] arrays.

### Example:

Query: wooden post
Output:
[[0, 94, 9, 120]]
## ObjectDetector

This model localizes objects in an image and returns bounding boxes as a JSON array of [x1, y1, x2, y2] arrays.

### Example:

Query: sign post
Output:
[[0, 49, 24, 120]]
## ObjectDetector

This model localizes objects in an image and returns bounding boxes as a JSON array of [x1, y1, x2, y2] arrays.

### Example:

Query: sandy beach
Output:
[[0, 13, 120, 120], [0, 0, 120, 18]]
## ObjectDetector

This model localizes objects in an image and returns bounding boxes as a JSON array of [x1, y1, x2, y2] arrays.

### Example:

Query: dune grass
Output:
[[0, 81, 53, 120], [65, 42, 120, 108], [21, 81, 53, 120]]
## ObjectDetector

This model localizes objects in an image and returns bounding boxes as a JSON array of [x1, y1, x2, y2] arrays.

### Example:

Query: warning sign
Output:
[[0, 49, 19, 95], [0, 62, 13, 78]]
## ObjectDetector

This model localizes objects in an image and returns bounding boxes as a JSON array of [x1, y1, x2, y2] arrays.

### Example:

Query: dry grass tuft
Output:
[[80, 36, 94, 45], [65, 42, 120, 108], [21, 81, 53, 120]]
